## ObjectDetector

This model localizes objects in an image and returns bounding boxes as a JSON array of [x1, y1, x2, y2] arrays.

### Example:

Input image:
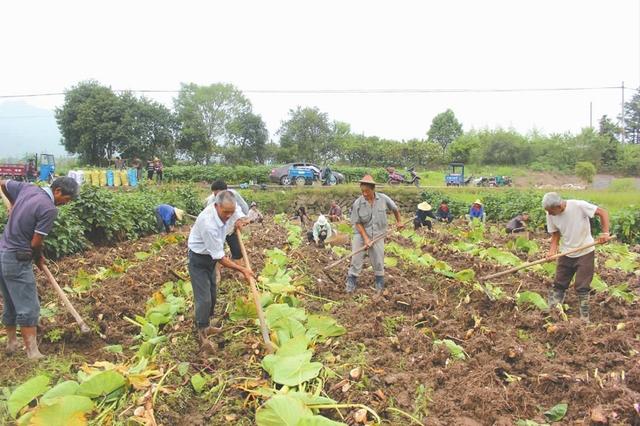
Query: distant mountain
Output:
[[0, 101, 67, 160]]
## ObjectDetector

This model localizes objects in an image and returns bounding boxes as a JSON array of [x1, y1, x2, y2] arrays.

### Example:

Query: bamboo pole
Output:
[[480, 237, 615, 281], [236, 229, 276, 353]]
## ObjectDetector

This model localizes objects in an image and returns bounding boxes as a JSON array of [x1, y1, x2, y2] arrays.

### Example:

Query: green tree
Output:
[[55, 81, 127, 165], [575, 161, 596, 183], [479, 129, 531, 165], [598, 115, 621, 169], [447, 132, 481, 163], [427, 109, 463, 155], [623, 88, 640, 144], [277, 107, 335, 163], [226, 112, 269, 164], [119, 93, 176, 162], [174, 83, 251, 163]]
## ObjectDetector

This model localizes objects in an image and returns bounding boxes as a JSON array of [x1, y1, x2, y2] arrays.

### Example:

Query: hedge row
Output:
[[44, 184, 202, 259]]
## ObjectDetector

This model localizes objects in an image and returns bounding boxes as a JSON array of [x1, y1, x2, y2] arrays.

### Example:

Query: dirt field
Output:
[[1, 220, 639, 425]]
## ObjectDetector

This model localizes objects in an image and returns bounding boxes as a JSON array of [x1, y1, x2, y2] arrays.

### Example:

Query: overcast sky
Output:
[[1, 0, 638, 142]]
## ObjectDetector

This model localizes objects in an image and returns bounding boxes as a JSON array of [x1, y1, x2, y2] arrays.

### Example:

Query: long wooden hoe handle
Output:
[[237, 229, 276, 353], [2, 183, 91, 333], [327, 216, 416, 269], [41, 265, 92, 333], [480, 236, 615, 281]]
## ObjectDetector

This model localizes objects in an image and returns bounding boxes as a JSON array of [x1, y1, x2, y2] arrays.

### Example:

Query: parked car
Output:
[[269, 163, 345, 185]]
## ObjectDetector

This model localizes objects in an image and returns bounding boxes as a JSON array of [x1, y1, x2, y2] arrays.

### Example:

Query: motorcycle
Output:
[[386, 167, 421, 187]]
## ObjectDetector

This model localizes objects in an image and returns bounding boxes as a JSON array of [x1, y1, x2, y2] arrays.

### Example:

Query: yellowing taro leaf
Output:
[[8, 375, 51, 418], [29, 395, 94, 426], [305, 315, 346, 339], [255, 394, 312, 426], [128, 374, 151, 390], [41, 381, 80, 403], [77, 370, 126, 398]]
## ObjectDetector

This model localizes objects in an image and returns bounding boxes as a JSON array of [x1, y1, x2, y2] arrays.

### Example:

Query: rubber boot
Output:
[[346, 275, 357, 293], [21, 327, 44, 360], [198, 329, 216, 354], [375, 276, 384, 292], [578, 292, 590, 322], [5, 326, 19, 355], [546, 288, 565, 311]]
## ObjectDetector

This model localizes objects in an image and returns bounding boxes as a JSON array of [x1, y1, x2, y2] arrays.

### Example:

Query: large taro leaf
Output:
[[483, 247, 522, 266], [263, 350, 323, 387], [517, 291, 549, 311], [450, 241, 477, 253], [261, 270, 296, 295], [255, 394, 312, 426], [41, 381, 80, 403], [8, 375, 51, 418], [608, 283, 636, 303], [267, 304, 307, 343], [287, 390, 337, 407], [26, 395, 94, 426], [76, 370, 126, 398], [433, 260, 455, 278], [305, 315, 346, 339], [230, 296, 258, 321], [605, 257, 638, 273]]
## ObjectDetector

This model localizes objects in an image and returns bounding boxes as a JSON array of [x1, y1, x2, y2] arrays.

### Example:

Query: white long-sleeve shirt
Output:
[[188, 203, 245, 260]]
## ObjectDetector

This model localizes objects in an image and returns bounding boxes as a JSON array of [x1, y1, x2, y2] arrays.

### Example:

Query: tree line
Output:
[[56, 81, 640, 175]]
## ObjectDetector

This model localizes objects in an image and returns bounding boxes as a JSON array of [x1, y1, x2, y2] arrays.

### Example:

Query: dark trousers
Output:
[[0, 251, 40, 326], [188, 250, 218, 329], [553, 251, 595, 295], [307, 230, 328, 242], [226, 232, 242, 260], [147, 170, 154, 180], [154, 208, 169, 233], [414, 218, 432, 230], [156, 170, 163, 183]]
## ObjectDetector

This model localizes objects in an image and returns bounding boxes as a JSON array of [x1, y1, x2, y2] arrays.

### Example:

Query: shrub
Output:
[[575, 161, 596, 183], [611, 206, 640, 244]]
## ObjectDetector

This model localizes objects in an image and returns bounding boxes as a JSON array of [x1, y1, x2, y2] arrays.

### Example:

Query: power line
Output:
[[0, 85, 624, 99]]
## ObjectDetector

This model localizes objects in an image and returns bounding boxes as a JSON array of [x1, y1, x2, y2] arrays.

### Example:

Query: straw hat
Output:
[[154, 157, 160, 162], [473, 199, 482, 205], [418, 202, 432, 211], [174, 208, 185, 221], [359, 175, 377, 185], [250, 201, 257, 207], [317, 214, 328, 226]]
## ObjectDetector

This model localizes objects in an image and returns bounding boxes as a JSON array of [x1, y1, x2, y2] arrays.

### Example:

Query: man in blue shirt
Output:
[[154, 204, 185, 233], [0, 177, 79, 359]]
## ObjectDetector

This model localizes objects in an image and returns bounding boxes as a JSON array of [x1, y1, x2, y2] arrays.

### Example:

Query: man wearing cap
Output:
[[188, 190, 254, 353], [506, 212, 530, 234], [346, 175, 403, 292], [308, 215, 333, 246], [0, 177, 79, 359], [154, 204, 184, 233], [466, 199, 486, 223], [414, 202, 436, 230], [543, 192, 610, 321]]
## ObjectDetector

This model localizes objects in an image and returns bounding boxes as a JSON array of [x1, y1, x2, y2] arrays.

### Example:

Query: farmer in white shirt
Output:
[[543, 192, 611, 321], [188, 190, 253, 353]]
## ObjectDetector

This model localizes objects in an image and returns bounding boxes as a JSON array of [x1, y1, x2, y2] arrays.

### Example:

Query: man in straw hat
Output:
[[154, 204, 185, 233], [414, 201, 436, 230], [542, 192, 610, 322], [466, 199, 486, 223], [346, 175, 403, 292]]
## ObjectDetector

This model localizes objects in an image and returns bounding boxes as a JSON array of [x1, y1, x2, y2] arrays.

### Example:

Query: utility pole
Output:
[[621, 81, 626, 143], [589, 101, 593, 128]]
